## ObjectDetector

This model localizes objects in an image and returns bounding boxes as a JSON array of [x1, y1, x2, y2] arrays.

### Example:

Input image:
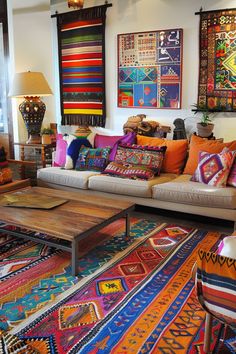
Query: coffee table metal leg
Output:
[[72, 238, 79, 276], [125, 213, 130, 240]]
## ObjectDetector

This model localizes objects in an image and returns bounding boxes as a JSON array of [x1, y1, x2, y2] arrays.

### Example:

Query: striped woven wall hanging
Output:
[[54, 4, 112, 127]]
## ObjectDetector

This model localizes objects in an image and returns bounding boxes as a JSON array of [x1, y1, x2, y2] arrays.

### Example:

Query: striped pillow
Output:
[[196, 249, 236, 326]]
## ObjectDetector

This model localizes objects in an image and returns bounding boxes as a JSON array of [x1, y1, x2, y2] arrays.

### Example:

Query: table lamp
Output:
[[9, 71, 52, 144]]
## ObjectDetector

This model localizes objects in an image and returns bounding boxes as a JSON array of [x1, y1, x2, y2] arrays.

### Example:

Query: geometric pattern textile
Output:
[[0, 218, 157, 332], [11, 225, 227, 353], [115, 144, 167, 176], [102, 161, 156, 180], [196, 249, 236, 328], [56, 5, 110, 127], [118, 29, 183, 109], [197, 8, 236, 111], [75, 146, 111, 171], [191, 150, 235, 187]]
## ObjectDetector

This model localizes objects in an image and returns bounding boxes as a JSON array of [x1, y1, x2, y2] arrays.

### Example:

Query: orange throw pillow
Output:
[[183, 135, 236, 175], [137, 135, 188, 174]]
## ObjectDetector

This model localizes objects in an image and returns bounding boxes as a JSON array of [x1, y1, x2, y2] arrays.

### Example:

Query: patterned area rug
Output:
[[0, 219, 234, 353], [0, 217, 157, 332]]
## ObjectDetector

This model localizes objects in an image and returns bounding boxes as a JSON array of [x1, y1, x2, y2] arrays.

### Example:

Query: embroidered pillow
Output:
[[102, 161, 155, 180], [64, 136, 92, 170], [183, 134, 236, 175], [137, 135, 188, 174], [75, 146, 111, 172], [190, 150, 236, 187], [115, 144, 166, 176]]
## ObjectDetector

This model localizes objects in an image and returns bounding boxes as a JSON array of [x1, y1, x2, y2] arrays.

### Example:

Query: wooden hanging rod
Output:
[[195, 7, 236, 15], [51, 3, 112, 18]]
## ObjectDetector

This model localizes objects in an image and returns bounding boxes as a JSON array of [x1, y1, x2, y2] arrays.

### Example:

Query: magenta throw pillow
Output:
[[53, 135, 67, 167], [94, 132, 136, 161]]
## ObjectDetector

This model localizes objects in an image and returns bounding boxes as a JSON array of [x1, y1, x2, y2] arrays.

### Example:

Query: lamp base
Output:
[[26, 134, 42, 144], [19, 96, 46, 145]]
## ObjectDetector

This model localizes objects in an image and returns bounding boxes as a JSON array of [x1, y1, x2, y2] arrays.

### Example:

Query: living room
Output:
[[1, 0, 236, 352]]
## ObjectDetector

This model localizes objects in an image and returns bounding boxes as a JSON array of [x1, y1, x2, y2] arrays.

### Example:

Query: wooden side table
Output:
[[0, 179, 31, 194], [14, 142, 56, 168]]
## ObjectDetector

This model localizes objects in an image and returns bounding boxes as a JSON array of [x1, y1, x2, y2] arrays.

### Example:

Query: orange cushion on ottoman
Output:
[[183, 135, 236, 175], [137, 135, 188, 174]]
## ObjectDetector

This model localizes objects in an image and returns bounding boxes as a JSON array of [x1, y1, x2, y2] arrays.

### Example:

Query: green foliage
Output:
[[40, 127, 54, 135], [192, 103, 214, 126]]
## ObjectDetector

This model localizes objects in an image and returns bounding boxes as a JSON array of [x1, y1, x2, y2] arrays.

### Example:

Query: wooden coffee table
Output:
[[0, 187, 135, 276]]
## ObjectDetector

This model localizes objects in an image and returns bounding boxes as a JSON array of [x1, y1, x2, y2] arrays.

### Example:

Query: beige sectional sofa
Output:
[[37, 167, 236, 226]]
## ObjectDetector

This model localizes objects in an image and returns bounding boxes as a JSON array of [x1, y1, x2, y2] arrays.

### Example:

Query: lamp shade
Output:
[[9, 71, 52, 97]]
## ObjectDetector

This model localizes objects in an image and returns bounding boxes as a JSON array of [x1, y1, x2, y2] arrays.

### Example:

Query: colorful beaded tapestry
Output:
[[118, 29, 183, 109], [8, 224, 230, 353], [198, 8, 236, 111], [56, 5, 109, 127]]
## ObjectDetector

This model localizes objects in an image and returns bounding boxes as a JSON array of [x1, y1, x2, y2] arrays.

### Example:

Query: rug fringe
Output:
[[10, 222, 167, 335]]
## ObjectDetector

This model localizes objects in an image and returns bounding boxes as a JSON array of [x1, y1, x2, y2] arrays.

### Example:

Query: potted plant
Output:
[[192, 103, 215, 138], [40, 127, 54, 144]]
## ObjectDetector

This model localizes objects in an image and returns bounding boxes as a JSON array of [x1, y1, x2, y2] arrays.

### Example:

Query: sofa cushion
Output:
[[53, 134, 68, 168], [75, 146, 110, 172], [94, 132, 136, 161], [64, 137, 92, 170], [136, 135, 188, 174], [115, 144, 167, 176], [37, 167, 100, 190], [89, 173, 177, 198], [191, 150, 236, 187], [183, 135, 236, 175], [152, 174, 236, 209], [102, 161, 155, 180]]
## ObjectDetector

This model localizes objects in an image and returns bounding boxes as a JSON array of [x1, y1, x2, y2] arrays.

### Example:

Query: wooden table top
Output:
[[0, 187, 135, 241]]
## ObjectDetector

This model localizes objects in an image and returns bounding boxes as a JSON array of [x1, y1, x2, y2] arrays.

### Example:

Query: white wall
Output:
[[10, 0, 236, 142], [9, 0, 55, 144]]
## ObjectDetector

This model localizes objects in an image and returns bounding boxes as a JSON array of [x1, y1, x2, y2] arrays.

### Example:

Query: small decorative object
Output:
[[192, 103, 215, 138], [118, 29, 183, 109], [40, 127, 54, 145], [74, 125, 91, 138], [9, 71, 52, 144], [196, 8, 236, 111], [123, 114, 146, 134], [68, 0, 84, 9], [0, 146, 12, 185]]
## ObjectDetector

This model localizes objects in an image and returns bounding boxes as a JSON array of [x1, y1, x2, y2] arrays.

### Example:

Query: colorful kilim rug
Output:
[[3, 220, 233, 353], [0, 217, 158, 332], [56, 5, 109, 127]]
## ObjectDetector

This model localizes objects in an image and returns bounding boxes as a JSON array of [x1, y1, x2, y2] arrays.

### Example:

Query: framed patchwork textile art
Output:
[[55, 5, 110, 127], [118, 29, 183, 109], [197, 8, 236, 111]]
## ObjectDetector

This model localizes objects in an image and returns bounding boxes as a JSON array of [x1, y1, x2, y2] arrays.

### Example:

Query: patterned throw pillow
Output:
[[75, 146, 111, 172], [64, 136, 92, 170], [227, 154, 236, 187], [115, 144, 167, 176], [102, 161, 155, 180], [190, 150, 236, 187]]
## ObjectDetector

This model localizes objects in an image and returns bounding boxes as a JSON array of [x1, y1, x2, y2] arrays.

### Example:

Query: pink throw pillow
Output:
[[53, 135, 68, 167]]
